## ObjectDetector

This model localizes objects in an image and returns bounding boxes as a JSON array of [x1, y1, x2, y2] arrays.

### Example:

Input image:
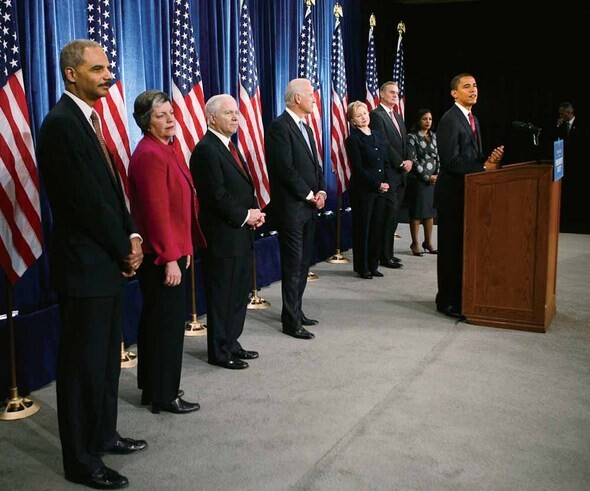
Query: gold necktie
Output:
[[90, 111, 116, 178]]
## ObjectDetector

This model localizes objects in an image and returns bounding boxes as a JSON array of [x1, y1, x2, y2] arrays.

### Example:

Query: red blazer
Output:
[[129, 134, 206, 265]]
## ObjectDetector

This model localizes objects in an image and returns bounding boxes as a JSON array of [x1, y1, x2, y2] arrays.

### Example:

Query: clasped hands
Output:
[[310, 192, 326, 210], [247, 208, 266, 229], [122, 236, 143, 278]]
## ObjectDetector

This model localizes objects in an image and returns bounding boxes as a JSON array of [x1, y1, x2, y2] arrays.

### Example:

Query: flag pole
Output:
[[327, 194, 350, 264], [248, 250, 270, 310], [1, 277, 40, 421], [185, 256, 206, 336]]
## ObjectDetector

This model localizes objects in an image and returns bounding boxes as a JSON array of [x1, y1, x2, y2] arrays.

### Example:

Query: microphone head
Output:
[[512, 121, 541, 133]]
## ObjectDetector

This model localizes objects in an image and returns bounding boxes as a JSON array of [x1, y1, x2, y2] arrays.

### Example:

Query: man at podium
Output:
[[434, 73, 504, 318]]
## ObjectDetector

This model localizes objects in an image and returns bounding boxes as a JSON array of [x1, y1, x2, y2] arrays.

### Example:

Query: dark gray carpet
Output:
[[2, 225, 589, 490]]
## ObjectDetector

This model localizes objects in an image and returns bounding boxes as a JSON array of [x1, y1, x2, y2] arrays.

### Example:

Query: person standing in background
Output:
[[345, 100, 391, 279], [190, 94, 265, 369], [266, 78, 327, 340], [36, 39, 146, 489], [129, 89, 205, 414], [555, 102, 588, 233], [406, 108, 440, 256], [434, 73, 504, 319], [369, 81, 413, 270]]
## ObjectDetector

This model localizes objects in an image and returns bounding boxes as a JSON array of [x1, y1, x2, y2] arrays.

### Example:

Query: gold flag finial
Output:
[[334, 3, 343, 19], [304, 0, 316, 6], [397, 21, 406, 36], [369, 14, 376, 28]]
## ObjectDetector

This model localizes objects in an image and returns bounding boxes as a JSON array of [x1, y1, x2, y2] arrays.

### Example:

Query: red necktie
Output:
[[390, 109, 401, 136], [90, 111, 116, 178], [468, 112, 478, 141], [228, 141, 248, 176]]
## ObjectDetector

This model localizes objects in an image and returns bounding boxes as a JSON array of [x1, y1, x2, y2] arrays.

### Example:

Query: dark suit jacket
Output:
[[346, 127, 393, 199], [190, 130, 257, 257], [265, 111, 327, 226], [434, 104, 486, 212], [369, 105, 408, 187], [36, 94, 136, 297]]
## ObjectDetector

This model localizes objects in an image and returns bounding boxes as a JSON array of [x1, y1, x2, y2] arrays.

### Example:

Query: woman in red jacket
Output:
[[128, 90, 206, 414]]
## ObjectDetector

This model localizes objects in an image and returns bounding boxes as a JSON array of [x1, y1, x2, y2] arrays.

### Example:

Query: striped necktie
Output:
[[228, 141, 248, 176], [389, 110, 401, 136], [90, 111, 116, 178], [468, 112, 478, 141]]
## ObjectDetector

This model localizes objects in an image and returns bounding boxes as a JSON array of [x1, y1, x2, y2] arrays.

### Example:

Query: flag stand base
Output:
[[185, 315, 207, 337], [307, 271, 319, 281], [327, 250, 350, 264], [248, 291, 271, 310], [1, 389, 40, 421], [120, 342, 137, 368]]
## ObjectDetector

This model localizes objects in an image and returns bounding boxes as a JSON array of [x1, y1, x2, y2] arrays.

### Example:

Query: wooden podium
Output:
[[462, 161, 561, 333]]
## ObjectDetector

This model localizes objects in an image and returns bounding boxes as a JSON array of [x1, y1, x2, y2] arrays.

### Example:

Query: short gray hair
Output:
[[59, 39, 103, 83], [205, 94, 236, 117], [132, 90, 171, 133], [284, 78, 310, 106]]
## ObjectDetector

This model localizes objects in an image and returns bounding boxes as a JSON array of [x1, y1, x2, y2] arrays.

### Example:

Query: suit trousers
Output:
[[203, 251, 253, 363], [278, 214, 316, 329], [351, 193, 385, 274], [56, 292, 124, 478], [137, 255, 188, 405], [435, 204, 464, 311], [380, 182, 404, 263]]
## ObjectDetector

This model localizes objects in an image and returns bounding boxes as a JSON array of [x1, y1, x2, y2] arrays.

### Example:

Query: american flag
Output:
[[330, 10, 350, 195], [392, 21, 406, 118], [87, 0, 132, 201], [171, 0, 207, 165], [237, 0, 270, 208], [364, 14, 379, 111], [297, 3, 323, 167], [0, 0, 43, 284]]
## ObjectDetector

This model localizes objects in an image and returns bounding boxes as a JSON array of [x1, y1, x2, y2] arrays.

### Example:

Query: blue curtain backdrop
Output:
[[2, 0, 366, 395]]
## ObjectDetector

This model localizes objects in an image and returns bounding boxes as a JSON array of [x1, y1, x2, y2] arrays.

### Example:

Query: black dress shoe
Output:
[[359, 272, 373, 279], [141, 390, 184, 406], [392, 256, 402, 263], [233, 349, 259, 360], [211, 358, 249, 369], [283, 327, 315, 339], [301, 315, 318, 326], [66, 465, 129, 489], [151, 396, 201, 414], [381, 260, 403, 269], [370, 270, 384, 277], [437, 305, 463, 318], [102, 437, 147, 455]]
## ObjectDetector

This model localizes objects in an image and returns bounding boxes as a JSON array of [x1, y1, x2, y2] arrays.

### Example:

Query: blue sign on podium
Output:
[[553, 139, 564, 181]]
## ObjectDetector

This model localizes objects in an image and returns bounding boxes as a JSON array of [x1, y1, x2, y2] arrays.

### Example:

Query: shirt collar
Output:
[[285, 107, 305, 126], [64, 90, 95, 124], [455, 102, 471, 119], [208, 127, 231, 148]]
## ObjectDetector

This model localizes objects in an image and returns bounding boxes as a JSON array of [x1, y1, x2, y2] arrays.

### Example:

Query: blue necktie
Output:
[[299, 120, 312, 152]]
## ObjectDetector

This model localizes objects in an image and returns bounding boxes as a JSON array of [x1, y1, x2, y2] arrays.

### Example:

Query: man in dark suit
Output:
[[554, 102, 588, 233], [265, 78, 327, 340], [369, 81, 413, 269], [434, 73, 504, 318], [36, 39, 147, 489], [190, 94, 265, 370]]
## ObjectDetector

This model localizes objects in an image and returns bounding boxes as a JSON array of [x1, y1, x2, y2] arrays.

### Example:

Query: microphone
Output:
[[512, 121, 541, 133]]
